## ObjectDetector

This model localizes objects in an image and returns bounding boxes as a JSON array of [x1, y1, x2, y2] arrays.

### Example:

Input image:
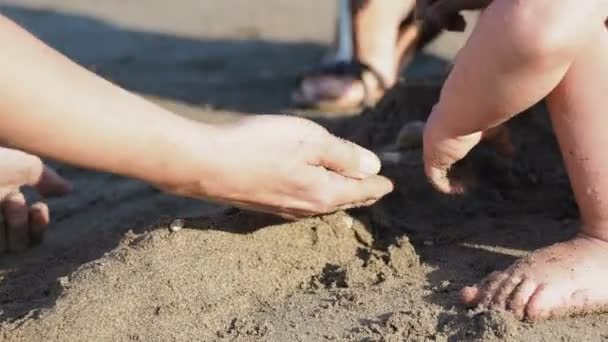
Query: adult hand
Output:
[[415, 0, 492, 32], [423, 110, 513, 194], [164, 115, 394, 219], [0, 147, 72, 253]]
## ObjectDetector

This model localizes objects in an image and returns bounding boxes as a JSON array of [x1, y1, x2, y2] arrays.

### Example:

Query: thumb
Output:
[[317, 134, 382, 179], [0, 147, 44, 189]]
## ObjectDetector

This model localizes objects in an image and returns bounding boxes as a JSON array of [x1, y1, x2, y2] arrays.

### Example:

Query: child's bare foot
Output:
[[0, 147, 71, 253], [461, 234, 608, 320]]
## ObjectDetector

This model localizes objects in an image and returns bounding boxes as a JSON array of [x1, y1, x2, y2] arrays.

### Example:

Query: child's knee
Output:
[[490, 0, 599, 63]]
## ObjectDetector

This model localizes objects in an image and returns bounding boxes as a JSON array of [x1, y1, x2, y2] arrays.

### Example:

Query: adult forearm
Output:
[[0, 16, 212, 186]]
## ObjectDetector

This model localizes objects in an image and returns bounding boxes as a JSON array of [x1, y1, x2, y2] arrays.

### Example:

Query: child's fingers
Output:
[[3, 191, 29, 253], [33, 166, 72, 198], [423, 129, 482, 195], [0, 147, 72, 198], [0, 147, 44, 190], [424, 161, 465, 195], [425, 163, 451, 193], [28, 202, 50, 246]]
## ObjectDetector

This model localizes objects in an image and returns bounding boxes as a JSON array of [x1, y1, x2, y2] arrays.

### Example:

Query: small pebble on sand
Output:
[[169, 219, 185, 233]]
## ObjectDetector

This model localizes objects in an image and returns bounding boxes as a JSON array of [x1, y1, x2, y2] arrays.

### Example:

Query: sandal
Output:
[[291, 60, 390, 111], [291, 7, 440, 112]]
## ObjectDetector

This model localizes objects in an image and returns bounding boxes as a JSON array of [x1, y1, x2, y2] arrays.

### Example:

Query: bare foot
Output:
[[0, 147, 71, 253], [461, 234, 608, 320]]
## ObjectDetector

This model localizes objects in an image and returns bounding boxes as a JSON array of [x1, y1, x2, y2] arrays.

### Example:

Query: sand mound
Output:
[[3, 210, 422, 341]]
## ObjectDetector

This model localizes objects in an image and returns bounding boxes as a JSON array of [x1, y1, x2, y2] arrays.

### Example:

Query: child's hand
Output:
[[416, 0, 492, 32], [161, 115, 394, 219], [423, 113, 513, 194], [0, 147, 72, 253]]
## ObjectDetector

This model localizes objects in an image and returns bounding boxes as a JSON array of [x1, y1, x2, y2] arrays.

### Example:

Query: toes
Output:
[[460, 271, 504, 307], [526, 283, 589, 321], [461, 286, 481, 305], [3, 192, 29, 253], [526, 284, 560, 321], [28, 202, 50, 246], [478, 272, 510, 308], [507, 279, 539, 320], [490, 275, 524, 310]]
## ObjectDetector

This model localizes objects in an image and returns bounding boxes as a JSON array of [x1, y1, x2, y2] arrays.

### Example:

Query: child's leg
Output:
[[423, 0, 608, 194], [461, 23, 608, 320], [430, 0, 608, 135]]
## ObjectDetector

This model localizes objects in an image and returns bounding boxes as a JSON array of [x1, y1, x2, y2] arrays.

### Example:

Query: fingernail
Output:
[[359, 150, 381, 175]]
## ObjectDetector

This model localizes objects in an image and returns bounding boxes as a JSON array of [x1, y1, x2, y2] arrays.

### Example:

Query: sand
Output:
[[1, 1, 608, 341]]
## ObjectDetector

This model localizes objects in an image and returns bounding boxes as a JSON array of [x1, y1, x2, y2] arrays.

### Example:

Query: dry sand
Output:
[[1, 1, 608, 341]]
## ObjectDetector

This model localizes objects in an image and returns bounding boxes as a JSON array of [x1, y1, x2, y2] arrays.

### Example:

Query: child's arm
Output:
[[422, 0, 608, 193], [0, 16, 392, 218]]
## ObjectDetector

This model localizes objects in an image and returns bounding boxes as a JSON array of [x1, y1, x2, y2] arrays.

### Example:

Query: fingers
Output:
[[0, 147, 44, 189], [34, 165, 72, 197], [423, 119, 515, 195], [0, 195, 52, 254], [227, 172, 393, 220], [424, 161, 464, 195], [28, 202, 50, 245], [318, 134, 382, 179], [423, 140, 470, 195], [3, 192, 29, 253], [423, 113, 484, 194], [272, 169, 393, 218], [302, 169, 393, 215], [0, 148, 64, 254], [331, 173, 394, 210], [0, 147, 72, 197]]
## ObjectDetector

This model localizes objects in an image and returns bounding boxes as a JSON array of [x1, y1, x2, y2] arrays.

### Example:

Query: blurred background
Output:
[[0, 0, 469, 117]]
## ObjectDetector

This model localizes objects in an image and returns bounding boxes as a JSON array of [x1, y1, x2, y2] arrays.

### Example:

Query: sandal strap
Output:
[[296, 60, 389, 108]]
